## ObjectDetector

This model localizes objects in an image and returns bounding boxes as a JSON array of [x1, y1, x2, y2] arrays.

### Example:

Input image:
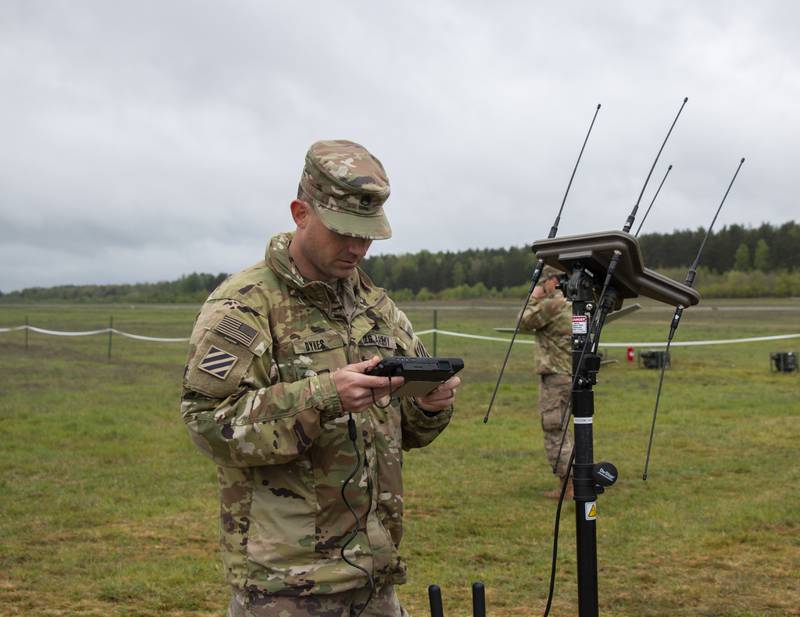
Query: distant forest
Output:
[[2, 222, 798, 303]]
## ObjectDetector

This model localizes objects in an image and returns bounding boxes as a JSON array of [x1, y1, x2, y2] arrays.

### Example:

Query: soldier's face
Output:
[[543, 276, 559, 294], [290, 201, 372, 282]]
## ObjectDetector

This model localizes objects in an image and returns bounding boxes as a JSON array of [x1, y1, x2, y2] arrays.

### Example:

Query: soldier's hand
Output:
[[332, 356, 404, 413], [415, 375, 461, 413]]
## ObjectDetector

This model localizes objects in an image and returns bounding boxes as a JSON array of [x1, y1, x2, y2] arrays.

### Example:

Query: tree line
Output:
[[1, 222, 797, 303], [360, 221, 800, 294], [0, 272, 229, 305]]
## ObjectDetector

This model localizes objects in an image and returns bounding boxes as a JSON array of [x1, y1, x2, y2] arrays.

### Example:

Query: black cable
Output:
[[341, 413, 375, 617], [543, 447, 576, 617], [551, 315, 595, 474], [371, 375, 394, 409]]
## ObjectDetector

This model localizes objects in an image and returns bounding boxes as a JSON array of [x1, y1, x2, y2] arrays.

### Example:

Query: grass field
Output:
[[1, 299, 799, 617]]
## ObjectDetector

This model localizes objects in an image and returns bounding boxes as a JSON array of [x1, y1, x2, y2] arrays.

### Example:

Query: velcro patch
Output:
[[360, 333, 396, 349], [302, 338, 330, 353], [215, 315, 258, 348], [198, 345, 239, 380], [292, 332, 344, 355]]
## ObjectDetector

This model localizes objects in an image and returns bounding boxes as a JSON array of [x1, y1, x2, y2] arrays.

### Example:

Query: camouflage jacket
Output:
[[519, 289, 572, 375], [180, 232, 452, 596]]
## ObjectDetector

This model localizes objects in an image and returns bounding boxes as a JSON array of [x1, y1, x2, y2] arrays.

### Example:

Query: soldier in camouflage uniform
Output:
[[519, 265, 573, 499], [180, 140, 460, 616]]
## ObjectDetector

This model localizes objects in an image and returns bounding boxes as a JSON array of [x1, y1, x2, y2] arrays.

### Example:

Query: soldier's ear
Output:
[[290, 200, 312, 228]]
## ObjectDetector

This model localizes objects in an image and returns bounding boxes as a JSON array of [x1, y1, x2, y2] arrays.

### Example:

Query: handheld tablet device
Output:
[[366, 356, 464, 398]]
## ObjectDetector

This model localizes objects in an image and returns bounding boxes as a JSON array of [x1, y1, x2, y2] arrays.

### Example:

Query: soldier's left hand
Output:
[[415, 375, 461, 412]]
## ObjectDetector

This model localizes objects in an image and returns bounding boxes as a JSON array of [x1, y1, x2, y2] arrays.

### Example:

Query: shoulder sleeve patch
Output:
[[185, 331, 254, 399], [198, 345, 239, 380]]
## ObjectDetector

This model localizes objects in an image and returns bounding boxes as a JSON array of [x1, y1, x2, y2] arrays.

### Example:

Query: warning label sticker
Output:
[[585, 502, 597, 520], [572, 315, 588, 334]]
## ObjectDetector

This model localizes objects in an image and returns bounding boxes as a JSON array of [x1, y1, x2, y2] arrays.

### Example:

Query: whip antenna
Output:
[[484, 103, 601, 424], [584, 99, 688, 375], [635, 164, 673, 237], [550, 100, 687, 466], [642, 157, 746, 480], [623, 97, 688, 233]]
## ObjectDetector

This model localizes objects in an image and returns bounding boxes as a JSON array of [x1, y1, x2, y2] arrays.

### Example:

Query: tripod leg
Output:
[[472, 582, 486, 617], [428, 585, 444, 617]]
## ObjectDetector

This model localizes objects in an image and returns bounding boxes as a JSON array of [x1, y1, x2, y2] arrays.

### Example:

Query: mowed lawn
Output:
[[0, 299, 798, 617]]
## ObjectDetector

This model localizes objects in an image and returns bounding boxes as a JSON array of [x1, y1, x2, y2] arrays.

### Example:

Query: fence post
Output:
[[25, 315, 29, 351], [107, 316, 113, 360], [432, 309, 438, 356]]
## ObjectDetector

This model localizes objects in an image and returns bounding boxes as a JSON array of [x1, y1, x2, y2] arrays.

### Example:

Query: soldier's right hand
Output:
[[332, 356, 404, 412]]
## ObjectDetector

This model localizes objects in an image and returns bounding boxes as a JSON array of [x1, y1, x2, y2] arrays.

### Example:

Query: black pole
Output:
[[568, 267, 600, 617], [433, 309, 438, 356], [428, 585, 444, 617], [472, 582, 486, 617], [107, 316, 113, 360], [25, 315, 29, 351]]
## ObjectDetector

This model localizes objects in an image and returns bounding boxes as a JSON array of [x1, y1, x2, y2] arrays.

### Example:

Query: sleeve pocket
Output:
[[184, 330, 255, 399]]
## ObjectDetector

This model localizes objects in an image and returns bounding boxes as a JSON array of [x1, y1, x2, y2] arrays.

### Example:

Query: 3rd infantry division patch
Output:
[[199, 345, 239, 380]]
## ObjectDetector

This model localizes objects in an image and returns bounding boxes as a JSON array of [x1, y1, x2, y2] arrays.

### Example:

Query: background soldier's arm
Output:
[[520, 296, 557, 331]]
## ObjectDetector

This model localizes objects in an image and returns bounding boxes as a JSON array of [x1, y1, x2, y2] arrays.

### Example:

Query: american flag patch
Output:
[[198, 345, 239, 380], [215, 315, 258, 348]]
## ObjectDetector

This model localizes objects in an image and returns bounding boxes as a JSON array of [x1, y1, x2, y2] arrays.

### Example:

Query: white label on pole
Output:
[[572, 315, 588, 334], [574, 417, 593, 424], [585, 502, 597, 520]]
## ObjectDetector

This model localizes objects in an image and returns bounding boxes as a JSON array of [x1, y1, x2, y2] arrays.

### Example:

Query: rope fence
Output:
[[0, 325, 189, 342], [2, 323, 798, 348]]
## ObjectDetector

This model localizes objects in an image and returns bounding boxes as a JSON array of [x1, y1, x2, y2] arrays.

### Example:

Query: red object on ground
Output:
[[627, 346, 635, 363]]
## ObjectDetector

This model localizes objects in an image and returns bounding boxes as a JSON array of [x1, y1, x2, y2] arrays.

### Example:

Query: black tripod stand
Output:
[[535, 231, 699, 616], [427, 231, 699, 616], [563, 266, 621, 616]]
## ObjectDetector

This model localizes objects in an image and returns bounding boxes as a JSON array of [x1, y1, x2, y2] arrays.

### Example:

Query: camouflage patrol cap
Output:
[[299, 140, 392, 240], [541, 264, 564, 281]]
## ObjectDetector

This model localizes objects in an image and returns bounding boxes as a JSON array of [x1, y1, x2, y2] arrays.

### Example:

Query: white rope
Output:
[[111, 328, 189, 343], [599, 333, 800, 348], [418, 328, 534, 344], [0, 325, 27, 333], [27, 326, 110, 337], [0, 325, 189, 342], [2, 324, 798, 348], [417, 329, 800, 348]]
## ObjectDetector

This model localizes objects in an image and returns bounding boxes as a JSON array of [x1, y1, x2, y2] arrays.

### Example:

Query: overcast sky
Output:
[[1, 1, 797, 292]]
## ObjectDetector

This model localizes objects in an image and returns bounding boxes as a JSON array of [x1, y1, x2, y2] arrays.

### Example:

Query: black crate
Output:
[[770, 352, 797, 373], [639, 350, 670, 370]]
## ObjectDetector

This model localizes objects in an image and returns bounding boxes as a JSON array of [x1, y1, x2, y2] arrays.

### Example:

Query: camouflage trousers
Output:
[[227, 584, 411, 617], [538, 373, 573, 478]]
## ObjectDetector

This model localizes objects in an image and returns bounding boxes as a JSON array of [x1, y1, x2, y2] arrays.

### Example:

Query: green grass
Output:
[[1, 300, 799, 616]]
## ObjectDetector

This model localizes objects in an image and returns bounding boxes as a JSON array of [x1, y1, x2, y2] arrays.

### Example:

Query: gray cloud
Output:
[[1, 1, 797, 291]]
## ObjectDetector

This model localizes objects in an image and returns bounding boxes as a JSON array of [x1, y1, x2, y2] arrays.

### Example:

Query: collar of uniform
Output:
[[266, 231, 379, 314]]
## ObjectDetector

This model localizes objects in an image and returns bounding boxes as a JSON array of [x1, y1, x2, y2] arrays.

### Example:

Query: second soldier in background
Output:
[[520, 265, 573, 499]]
